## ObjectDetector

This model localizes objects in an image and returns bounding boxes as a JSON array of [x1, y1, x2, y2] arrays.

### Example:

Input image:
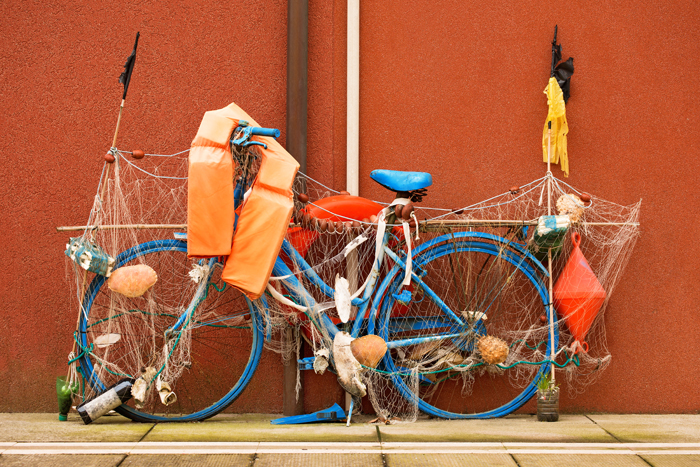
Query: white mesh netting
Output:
[[65, 143, 639, 420]]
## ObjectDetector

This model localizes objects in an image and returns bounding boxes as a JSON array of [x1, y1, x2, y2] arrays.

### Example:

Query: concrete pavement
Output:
[[0, 413, 698, 466]]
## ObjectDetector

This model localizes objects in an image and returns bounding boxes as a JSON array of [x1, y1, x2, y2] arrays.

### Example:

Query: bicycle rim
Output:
[[376, 231, 558, 418], [77, 239, 263, 422]]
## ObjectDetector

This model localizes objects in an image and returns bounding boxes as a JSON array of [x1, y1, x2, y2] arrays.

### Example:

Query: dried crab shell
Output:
[[556, 193, 585, 223]]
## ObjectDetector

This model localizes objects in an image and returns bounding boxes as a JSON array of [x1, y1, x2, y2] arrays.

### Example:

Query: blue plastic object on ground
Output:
[[270, 403, 346, 425]]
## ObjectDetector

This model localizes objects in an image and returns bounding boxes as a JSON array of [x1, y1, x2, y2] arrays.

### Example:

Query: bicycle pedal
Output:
[[297, 357, 315, 371]]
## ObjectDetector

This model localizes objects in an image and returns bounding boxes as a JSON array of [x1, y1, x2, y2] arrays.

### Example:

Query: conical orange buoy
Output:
[[553, 232, 606, 353]]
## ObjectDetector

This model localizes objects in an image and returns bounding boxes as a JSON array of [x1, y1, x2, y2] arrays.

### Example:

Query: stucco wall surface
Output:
[[0, 0, 698, 414]]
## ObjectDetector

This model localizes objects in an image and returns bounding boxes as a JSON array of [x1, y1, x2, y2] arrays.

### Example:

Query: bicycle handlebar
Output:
[[250, 127, 281, 138]]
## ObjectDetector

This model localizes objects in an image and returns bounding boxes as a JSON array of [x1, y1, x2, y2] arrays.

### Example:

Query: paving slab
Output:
[[588, 415, 700, 443], [254, 453, 384, 466], [385, 453, 517, 466], [513, 453, 651, 466], [640, 455, 700, 466], [0, 454, 125, 467], [0, 414, 152, 443], [142, 413, 379, 443], [120, 454, 253, 466], [377, 414, 618, 443]]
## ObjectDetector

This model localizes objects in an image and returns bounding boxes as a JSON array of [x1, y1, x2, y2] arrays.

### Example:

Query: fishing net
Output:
[[65, 141, 639, 418]]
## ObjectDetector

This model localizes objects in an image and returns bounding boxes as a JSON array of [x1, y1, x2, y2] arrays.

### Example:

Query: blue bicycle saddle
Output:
[[370, 169, 432, 192]]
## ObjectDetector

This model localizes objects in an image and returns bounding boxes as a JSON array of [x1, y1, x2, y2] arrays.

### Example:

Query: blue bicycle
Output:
[[76, 125, 557, 422]]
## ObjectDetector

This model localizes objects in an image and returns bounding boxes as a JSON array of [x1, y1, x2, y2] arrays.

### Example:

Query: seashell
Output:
[[556, 194, 585, 223], [94, 333, 121, 348], [350, 335, 388, 368], [132, 149, 145, 160], [108, 264, 158, 298], [297, 193, 310, 203], [402, 203, 414, 221], [104, 152, 115, 163]]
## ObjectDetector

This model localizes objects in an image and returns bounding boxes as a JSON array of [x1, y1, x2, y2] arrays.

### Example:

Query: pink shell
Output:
[[108, 265, 158, 297]]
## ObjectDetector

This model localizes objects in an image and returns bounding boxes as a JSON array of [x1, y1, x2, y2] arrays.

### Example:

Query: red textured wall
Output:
[[1, 0, 698, 414]]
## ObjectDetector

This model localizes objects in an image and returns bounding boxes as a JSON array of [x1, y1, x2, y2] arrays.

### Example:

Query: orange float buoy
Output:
[[553, 232, 606, 353], [104, 151, 115, 163], [132, 149, 145, 159]]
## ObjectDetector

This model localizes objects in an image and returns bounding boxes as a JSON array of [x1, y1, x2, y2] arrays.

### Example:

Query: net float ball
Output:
[[579, 192, 592, 204], [104, 151, 115, 163], [352, 220, 361, 230], [452, 208, 464, 215], [540, 314, 547, 324], [132, 149, 145, 160], [318, 219, 328, 233], [369, 214, 378, 223], [510, 186, 520, 195], [297, 193, 309, 203], [401, 203, 414, 221], [362, 218, 370, 224], [394, 204, 404, 218], [339, 190, 350, 196]]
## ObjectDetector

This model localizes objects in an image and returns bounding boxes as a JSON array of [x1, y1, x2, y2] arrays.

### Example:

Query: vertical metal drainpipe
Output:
[[287, 0, 308, 175], [284, 0, 307, 417], [347, 0, 360, 196]]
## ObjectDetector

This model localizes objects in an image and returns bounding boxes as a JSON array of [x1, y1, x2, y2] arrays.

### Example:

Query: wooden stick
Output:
[[547, 120, 556, 383], [58, 220, 639, 233], [57, 224, 187, 232]]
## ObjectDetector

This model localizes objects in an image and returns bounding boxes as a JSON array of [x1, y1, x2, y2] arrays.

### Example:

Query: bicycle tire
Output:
[[375, 231, 558, 419], [77, 239, 264, 422]]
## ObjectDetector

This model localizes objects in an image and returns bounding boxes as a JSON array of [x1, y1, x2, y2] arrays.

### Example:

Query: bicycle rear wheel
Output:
[[376, 231, 557, 418], [77, 239, 264, 422]]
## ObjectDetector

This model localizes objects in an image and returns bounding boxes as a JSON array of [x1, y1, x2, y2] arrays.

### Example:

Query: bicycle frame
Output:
[[267, 223, 551, 355]]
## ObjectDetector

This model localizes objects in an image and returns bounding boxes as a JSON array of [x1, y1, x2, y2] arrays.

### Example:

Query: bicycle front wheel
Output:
[[77, 239, 264, 422], [376, 231, 558, 418]]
